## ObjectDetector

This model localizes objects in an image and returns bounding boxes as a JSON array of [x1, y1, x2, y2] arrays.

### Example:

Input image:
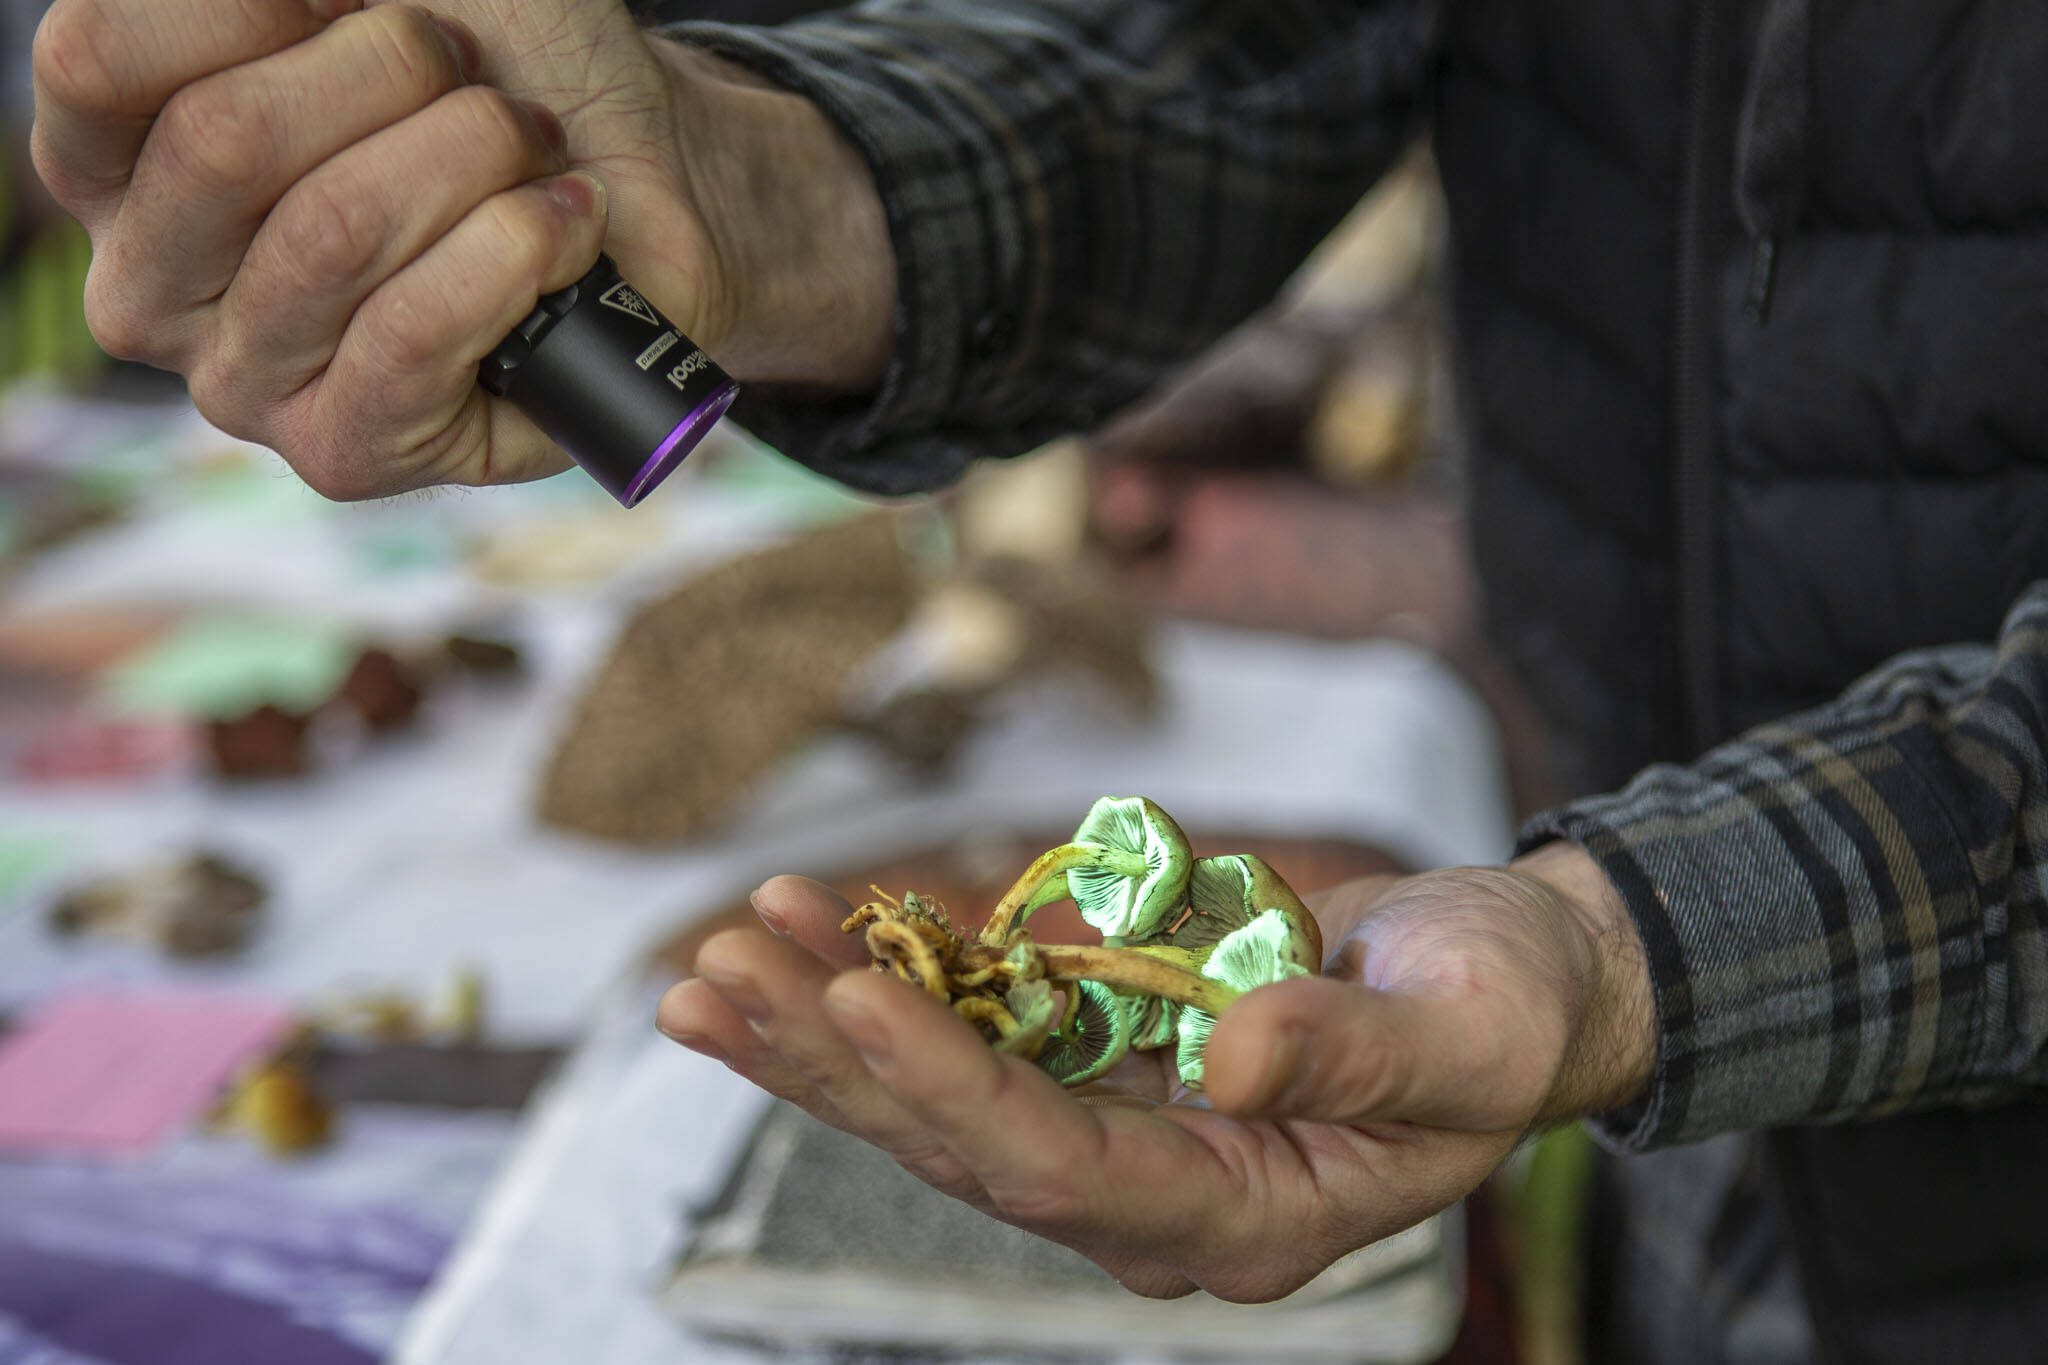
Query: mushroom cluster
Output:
[[842, 798, 1322, 1088]]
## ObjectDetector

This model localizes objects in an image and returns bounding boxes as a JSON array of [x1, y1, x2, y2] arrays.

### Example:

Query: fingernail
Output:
[[826, 996, 891, 1067], [543, 171, 606, 219], [701, 968, 769, 1024], [1259, 1023, 1308, 1111], [520, 100, 570, 157], [748, 890, 789, 937], [429, 15, 483, 81]]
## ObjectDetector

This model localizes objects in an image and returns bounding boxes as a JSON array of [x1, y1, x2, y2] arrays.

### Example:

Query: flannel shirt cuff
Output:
[[1517, 797, 1722, 1153], [1517, 702, 1996, 1153], [657, 20, 1030, 495]]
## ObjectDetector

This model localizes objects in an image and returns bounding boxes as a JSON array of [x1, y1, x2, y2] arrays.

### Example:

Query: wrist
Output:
[[648, 38, 897, 390], [1513, 841, 1656, 1122]]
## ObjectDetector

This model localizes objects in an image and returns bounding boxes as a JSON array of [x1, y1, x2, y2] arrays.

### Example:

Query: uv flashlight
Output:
[[480, 255, 739, 508]]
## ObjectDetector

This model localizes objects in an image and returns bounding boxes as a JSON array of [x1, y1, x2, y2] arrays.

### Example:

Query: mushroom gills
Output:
[[1035, 980, 1134, 1086]]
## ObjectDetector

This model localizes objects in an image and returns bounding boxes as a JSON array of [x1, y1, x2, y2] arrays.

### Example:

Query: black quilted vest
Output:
[[1434, 1, 2048, 1359]]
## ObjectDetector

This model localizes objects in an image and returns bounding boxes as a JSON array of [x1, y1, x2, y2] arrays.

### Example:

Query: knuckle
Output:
[[778, 1039, 862, 1093], [897, 1155, 981, 1205], [984, 1177, 1092, 1231], [33, 0, 131, 116], [479, 187, 569, 283], [347, 4, 460, 98], [157, 79, 272, 194], [294, 450, 380, 503], [732, 1064, 810, 1108], [27, 125, 85, 208], [274, 178, 383, 290], [183, 360, 242, 432], [357, 287, 447, 374], [80, 265, 150, 360], [452, 86, 549, 168]]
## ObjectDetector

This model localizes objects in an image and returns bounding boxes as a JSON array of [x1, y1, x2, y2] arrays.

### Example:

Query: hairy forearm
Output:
[[650, 38, 895, 390]]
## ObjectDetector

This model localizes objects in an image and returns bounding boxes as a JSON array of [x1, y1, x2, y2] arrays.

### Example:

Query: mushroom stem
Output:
[[1038, 944, 1241, 1016], [1125, 943, 1210, 975], [981, 843, 1149, 944], [865, 921, 949, 1001], [955, 996, 1022, 1037]]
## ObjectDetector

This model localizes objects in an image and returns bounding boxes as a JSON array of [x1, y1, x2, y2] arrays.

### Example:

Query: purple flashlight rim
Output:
[[620, 380, 740, 508]]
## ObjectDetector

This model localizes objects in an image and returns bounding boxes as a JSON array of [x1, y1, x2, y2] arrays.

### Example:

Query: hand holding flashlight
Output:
[[31, 0, 893, 503]]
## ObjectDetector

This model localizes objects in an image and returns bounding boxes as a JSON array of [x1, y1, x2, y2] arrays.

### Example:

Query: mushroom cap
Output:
[[1066, 796, 1193, 939], [1036, 980, 1134, 1087], [995, 979, 1060, 1060], [1170, 854, 1322, 970], [1173, 908, 1315, 1089], [1175, 1007, 1217, 1090], [1203, 909, 1316, 994], [1241, 856, 1324, 969], [1117, 988, 1181, 1051]]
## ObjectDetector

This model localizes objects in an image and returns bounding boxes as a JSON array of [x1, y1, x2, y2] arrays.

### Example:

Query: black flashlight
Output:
[[480, 255, 738, 508]]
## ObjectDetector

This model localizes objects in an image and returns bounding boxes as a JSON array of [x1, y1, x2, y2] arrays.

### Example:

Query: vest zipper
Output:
[[1674, 0, 1728, 753]]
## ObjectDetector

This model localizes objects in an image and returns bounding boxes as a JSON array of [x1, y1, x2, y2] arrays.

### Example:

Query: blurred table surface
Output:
[[0, 393, 1514, 1364]]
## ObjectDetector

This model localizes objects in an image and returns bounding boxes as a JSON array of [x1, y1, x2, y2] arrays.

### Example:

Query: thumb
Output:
[[1200, 976, 1531, 1132]]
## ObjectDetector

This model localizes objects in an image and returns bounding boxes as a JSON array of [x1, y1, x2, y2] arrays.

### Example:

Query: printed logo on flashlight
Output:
[[668, 350, 711, 390], [636, 330, 680, 371], [599, 282, 661, 327]]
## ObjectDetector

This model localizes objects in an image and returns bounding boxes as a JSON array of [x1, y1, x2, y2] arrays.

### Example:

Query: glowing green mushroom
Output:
[[1116, 988, 1180, 1050], [1168, 854, 1324, 967], [1065, 796, 1194, 939], [979, 796, 1193, 943], [1034, 980, 1135, 1087], [1173, 908, 1317, 1089], [993, 979, 1060, 1061]]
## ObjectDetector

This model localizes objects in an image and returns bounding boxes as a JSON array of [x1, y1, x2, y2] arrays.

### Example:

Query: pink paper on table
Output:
[[0, 991, 294, 1155]]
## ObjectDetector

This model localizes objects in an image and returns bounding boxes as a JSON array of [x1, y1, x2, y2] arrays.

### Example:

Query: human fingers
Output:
[[822, 969, 1228, 1271], [747, 875, 871, 969], [277, 170, 605, 496], [216, 82, 569, 399], [1201, 971, 1553, 1133], [655, 977, 859, 1132], [30, 0, 355, 219], [668, 947, 1195, 1299], [96, 4, 482, 354], [690, 928, 987, 1204]]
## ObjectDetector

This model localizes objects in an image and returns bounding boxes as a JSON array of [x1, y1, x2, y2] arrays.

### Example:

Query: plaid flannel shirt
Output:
[[652, 5, 2048, 1358], [658, 0, 1430, 493]]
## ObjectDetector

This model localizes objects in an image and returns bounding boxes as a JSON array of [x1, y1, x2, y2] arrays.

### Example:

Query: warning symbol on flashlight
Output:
[[599, 282, 661, 327]]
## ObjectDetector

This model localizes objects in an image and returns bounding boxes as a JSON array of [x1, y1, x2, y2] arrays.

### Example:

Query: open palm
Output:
[[659, 854, 1641, 1301]]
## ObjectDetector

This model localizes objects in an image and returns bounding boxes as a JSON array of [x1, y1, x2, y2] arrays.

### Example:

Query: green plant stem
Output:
[[981, 843, 1149, 945], [1038, 944, 1241, 1016]]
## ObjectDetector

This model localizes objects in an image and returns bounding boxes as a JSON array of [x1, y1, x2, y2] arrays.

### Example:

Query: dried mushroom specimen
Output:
[[845, 797, 1321, 1091], [539, 514, 918, 844], [49, 850, 267, 958], [205, 704, 312, 780], [225, 1059, 335, 1156], [335, 648, 424, 732]]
